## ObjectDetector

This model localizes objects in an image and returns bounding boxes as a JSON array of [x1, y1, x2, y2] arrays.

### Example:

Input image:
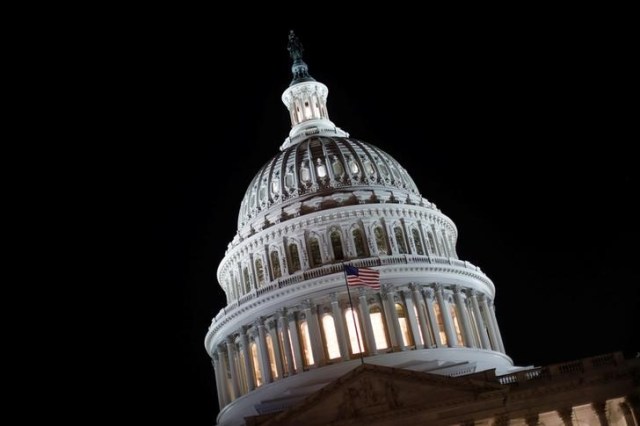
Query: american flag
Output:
[[344, 265, 380, 289]]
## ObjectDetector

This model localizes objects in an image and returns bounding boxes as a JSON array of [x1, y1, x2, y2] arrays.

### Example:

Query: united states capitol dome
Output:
[[237, 136, 421, 231]]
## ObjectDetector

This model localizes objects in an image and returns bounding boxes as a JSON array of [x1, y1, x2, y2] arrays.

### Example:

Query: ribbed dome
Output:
[[238, 136, 421, 230]]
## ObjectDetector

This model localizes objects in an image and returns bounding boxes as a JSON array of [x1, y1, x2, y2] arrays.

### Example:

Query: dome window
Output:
[[270, 251, 282, 279], [412, 228, 425, 255], [288, 244, 301, 273], [308, 237, 322, 267], [352, 228, 366, 257], [259, 184, 267, 203], [369, 305, 389, 350], [332, 157, 344, 178], [363, 159, 375, 176], [348, 158, 359, 175], [374, 226, 390, 255], [330, 230, 344, 261], [394, 227, 408, 254], [379, 163, 390, 178], [300, 163, 311, 183], [285, 171, 295, 191], [255, 258, 265, 285], [316, 159, 327, 178], [271, 179, 280, 195]]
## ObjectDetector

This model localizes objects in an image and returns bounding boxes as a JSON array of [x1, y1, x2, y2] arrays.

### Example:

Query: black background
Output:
[[117, 13, 638, 425]]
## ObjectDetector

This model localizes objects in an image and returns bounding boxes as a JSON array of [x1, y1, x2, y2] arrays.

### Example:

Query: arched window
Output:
[[316, 159, 327, 178], [345, 308, 364, 354], [427, 232, 437, 254], [412, 228, 424, 255], [352, 228, 366, 257], [374, 226, 390, 255], [299, 320, 315, 366], [265, 333, 279, 379], [450, 304, 464, 346], [300, 162, 311, 183], [271, 178, 280, 195], [243, 267, 251, 293], [288, 244, 301, 273], [330, 231, 344, 261], [321, 314, 341, 360], [270, 251, 282, 279], [433, 302, 448, 346], [309, 237, 322, 267], [250, 341, 263, 387], [369, 305, 389, 350], [363, 159, 375, 176], [394, 227, 407, 254], [395, 303, 413, 346], [255, 259, 265, 285], [349, 158, 359, 175]]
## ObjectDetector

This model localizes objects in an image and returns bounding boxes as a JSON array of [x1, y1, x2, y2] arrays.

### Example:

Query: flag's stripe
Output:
[[345, 266, 380, 289]]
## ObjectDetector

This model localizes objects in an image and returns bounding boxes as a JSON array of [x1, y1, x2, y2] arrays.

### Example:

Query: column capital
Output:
[[381, 283, 395, 295], [358, 286, 368, 297], [329, 292, 339, 303], [422, 288, 434, 299], [408, 282, 419, 291], [265, 318, 277, 330], [287, 310, 298, 322], [225, 335, 235, 345], [300, 299, 313, 310], [434, 283, 444, 292], [453, 285, 464, 294]]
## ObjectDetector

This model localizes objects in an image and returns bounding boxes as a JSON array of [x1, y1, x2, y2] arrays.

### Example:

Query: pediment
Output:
[[249, 364, 505, 425]]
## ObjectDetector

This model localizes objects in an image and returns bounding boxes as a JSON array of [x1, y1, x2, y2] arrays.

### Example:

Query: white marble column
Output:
[[277, 310, 295, 376], [488, 301, 506, 353], [217, 346, 231, 406], [453, 286, 475, 348], [469, 290, 491, 349], [255, 320, 273, 383], [411, 284, 434, 348], [239, 329, 255, 391], [287, 311, 304, 373], [212, 352, 224, 408], [479, 296, 500, 351], [225, 337, 240, 400], [382, 286, 403, 349], [330, 293, 350, 360], [357, 288, 377, 355], [302, 300, 324, 366], [423, 288, 443, 347], [402, 289, 423, 348], [266, 319, 284, 379], [435, 285, 457, 347]]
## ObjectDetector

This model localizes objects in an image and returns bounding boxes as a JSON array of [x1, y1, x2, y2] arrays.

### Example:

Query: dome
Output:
[[238, 136, 421, 231]]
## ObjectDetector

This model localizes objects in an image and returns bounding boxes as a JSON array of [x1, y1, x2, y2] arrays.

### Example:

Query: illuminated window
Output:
[[322, 314, 341, 360], [265, 334, 278, 379], [299, 320, 315, 366], [434, 302, 448, 346], [285, 172, 295, 191], [316, 160, 327, 178], [250, 192, 256, 209], [352, 228, 366, 257], [412, 228, 424, 255], [288, 244, 301, 273], [271, 179, 280, 195], [394, 227, 407, 254], [379, 163, 390, 178], [349, 159, 359, 174], [450, 304, 464, 346], [255, 259, 265, 285], [243, 267, 251, 293], [330, 231, 344, 261], [259, 183, 267, 203], [374, 226, 390, 255], [396, 303, 413, 346], [270, 251, 281, 279], [250, 341, 263, 387], [345, 308, 364, 354], [427, 232, 437, 254], [309, 237, 322, 266], [369, 305, 389, 350], [363, 159, 375, 176]]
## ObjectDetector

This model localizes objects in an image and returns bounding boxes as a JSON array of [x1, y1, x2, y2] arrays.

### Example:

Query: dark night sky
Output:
[[132, 16, 637, 425]]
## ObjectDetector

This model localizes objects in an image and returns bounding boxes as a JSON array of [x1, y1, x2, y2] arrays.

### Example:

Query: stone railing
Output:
[[496, 352, 624, 385]]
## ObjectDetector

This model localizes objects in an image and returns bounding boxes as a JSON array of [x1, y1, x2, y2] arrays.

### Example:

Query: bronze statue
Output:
[[287, 30, 304, 61]]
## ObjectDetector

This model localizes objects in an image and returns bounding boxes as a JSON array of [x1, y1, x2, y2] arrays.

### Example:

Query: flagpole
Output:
[[342, 262, 365, 366]]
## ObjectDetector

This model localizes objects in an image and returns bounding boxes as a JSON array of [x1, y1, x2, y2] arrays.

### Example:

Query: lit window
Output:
[[270, 251, 281, 279], [299, 320, 315, 366], [300, 164, 310, 183], [345, 308, 364, 354], [427, 232, 437, 254], [285, 172, 295, 190], [243, 267, 251, 293], [322, 314, 341, 360], [271, 179, 280, 195], [250, 193, 257, 208], [289, 244, 301, 273], [349, 159, 359, 174], [396, 303, 413, 346], [434, 302, 448, 345], [309, 237, 322, 267], [330, 231, 344, 261], [259, 184, 267, 203], [369, 305, 389, 350], [412, 228, 424, 255], [363, 159, 375, 176], [352, 228, 366, 257], [379, 163, 390, 178], [395, 227, 407, 254], [255, 259, 265, 285], [250, 341, 263, 387], [266, 334, 278, 379], [316, 160, 327, 178]]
